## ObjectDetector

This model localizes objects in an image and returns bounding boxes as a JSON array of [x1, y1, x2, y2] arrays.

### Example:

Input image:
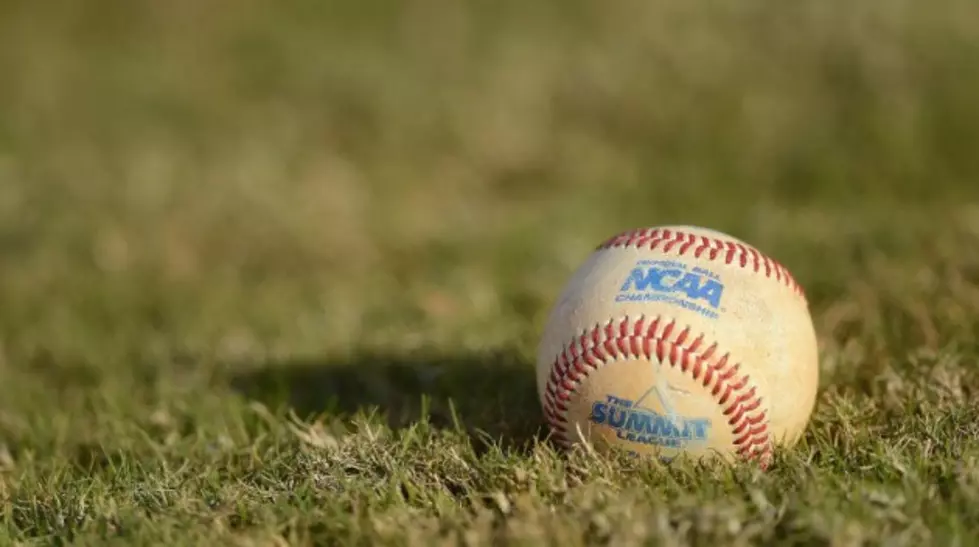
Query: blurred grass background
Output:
[[3, 0, 977, 337], [2, 0, 979, 543]]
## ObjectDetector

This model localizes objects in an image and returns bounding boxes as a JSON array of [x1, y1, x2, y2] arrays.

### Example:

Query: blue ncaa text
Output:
[[615, 259, 724, 319]]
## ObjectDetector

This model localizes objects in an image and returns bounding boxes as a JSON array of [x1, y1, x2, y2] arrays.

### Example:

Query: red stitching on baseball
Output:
[[541, 315, 771, 467], [597, 228, 805, 299]]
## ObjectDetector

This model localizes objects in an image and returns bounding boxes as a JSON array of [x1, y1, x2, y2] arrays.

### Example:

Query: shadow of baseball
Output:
[[227, 348, 546, 454]]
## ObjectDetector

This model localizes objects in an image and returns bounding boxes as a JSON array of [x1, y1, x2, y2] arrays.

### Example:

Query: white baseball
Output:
[[536, 225, 819, 468]]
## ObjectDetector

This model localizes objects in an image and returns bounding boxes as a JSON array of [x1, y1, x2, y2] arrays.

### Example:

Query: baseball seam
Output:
[[597, 227, 806, 300], [541, 314, 772, 466]]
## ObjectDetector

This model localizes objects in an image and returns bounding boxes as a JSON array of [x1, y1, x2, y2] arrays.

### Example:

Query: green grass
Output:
[[3, 0, 979, 544]]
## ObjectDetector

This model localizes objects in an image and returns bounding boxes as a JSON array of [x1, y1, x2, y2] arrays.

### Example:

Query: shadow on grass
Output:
[[228, 348, 547, 453]]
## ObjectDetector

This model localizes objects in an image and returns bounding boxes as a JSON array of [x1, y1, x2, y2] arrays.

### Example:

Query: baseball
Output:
[[536, 225, 819, 467]]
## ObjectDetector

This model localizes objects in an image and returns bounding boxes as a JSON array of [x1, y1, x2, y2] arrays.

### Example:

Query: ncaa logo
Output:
[[615, 260, 724, 318]]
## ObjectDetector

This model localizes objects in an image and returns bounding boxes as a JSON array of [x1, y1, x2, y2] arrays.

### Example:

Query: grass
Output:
[[2, 0, 979, 544]]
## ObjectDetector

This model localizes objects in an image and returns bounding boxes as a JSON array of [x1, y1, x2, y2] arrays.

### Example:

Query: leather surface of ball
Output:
[[536, 225, 819, 467]]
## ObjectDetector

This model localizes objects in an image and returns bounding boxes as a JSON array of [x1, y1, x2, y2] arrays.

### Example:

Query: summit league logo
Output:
[[589, 373, 713, 452]]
